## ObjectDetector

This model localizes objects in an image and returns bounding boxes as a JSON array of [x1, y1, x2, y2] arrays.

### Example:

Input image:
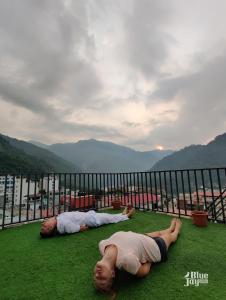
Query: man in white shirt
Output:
[[40, 207, 134, 237], [94, 218, 182, 294]]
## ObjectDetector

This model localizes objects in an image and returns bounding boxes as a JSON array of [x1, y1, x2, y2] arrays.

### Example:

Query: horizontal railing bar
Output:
[[1, 166, 226, 176]]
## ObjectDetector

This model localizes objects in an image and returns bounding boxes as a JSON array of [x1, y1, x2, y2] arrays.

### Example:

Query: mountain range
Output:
[[0, 134, 172, 173], [2, 131, 226, 174], [151, 132, 226, 170], [47, 139, 173, 172], [0, 134, 79, 173]]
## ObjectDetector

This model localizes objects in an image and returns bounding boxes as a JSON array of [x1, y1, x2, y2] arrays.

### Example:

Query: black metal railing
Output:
[[207, 188, 226, 221], [1, 167, 226, 228]]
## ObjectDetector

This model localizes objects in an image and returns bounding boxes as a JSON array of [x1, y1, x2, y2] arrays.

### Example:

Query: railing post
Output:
[[175, 171, 180, 218], [187, 170, 193, 214], [201, 169, 207, 211], [136, 172, 141, 209], [2, 175, 7, 228], [149, 172, 154, 211], [158, 172, 164, 212], [26, 174, 30, 221], [217, 169, 225, 222], [19, 174, 23, 223], [69, 173, 72, 212], [180, 170, 187, 216], [154, 172, 158, 211], [169, 171, 175, 214], [145, 172, 149, 211], [209, 169, 216, 221], [40, 174, 44, 218], [163, 171, 169, 213], [100, 173, 102, 208], [10, 174, 15, 224], [194, 169, 200, 209]]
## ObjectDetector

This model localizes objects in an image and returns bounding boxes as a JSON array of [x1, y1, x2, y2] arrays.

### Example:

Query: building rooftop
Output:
[[0, 210, 225, 299]]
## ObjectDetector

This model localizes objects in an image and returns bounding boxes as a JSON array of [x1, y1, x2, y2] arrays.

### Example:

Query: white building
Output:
[[0, 175, 60, 204], [0, 175, 39, 206], [42, 175, 59, 194]]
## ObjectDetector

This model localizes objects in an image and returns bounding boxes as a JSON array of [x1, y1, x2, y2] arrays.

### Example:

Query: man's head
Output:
[[93, 260, 115, 293], [40, 217, 57, 237]]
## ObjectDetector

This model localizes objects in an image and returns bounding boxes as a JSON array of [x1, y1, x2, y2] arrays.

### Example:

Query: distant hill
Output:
[[0, 134, 79, 173], [48, 139, 173, 172], [28, 140, 49, 149], [152, 132, 226, 171]]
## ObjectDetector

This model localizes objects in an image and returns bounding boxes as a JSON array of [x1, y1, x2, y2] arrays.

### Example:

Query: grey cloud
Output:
[[122, 121, 141, 128], [0, 0, 102, 113], [123, 0, 174, 78], [0, 77, 122, 141], [146, 51, 226, 149], [153, 52, 226, 104], [125, 137, 157, 150], [0, 0, 114, 141], [124, 50, 226, 150], [41, 117, 125, 139], [1, 0, 226, 151], [148, 118, 161, 126], [0, 79, 46, 114], [158, 109, 177, 115]]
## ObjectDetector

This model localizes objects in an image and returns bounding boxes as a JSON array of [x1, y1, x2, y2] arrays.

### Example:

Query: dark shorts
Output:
[[151, 236, 168, 262]]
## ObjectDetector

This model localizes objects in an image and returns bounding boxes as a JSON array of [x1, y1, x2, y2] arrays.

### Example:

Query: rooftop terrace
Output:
[[0, 210, 226, 300]]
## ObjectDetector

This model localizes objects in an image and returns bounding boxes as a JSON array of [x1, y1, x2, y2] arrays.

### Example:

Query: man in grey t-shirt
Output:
[[94, 218, 182, 294]]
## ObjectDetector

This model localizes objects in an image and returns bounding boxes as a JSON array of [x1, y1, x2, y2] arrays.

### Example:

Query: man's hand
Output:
[[80, 225, 89, 232], [136, 262, 152, 277]]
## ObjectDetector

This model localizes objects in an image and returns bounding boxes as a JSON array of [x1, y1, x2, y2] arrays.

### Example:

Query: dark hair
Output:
[[96, 286, 116, 300], [40, 227, 58, 238]]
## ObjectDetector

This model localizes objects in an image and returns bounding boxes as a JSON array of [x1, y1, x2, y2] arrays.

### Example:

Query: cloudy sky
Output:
[[1, 0, 226, 151]]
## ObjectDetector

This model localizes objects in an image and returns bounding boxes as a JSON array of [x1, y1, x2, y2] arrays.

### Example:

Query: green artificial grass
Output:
[[0, 210, 226, 300]]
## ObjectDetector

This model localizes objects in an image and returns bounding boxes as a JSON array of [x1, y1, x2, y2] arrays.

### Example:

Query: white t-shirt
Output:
[[99, 231, 161, 275], [57, 211, 98, 234]]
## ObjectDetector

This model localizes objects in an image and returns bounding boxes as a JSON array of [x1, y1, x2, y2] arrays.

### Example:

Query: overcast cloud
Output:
[[0, 0, 226, 150]]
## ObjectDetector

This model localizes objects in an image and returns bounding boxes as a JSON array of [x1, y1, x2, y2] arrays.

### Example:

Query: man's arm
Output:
[[136, 262, 152, 277], [59, 221, 88, 234]]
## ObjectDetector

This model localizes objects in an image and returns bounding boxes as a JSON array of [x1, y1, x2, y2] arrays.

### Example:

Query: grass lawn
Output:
[[0, 210, 226, 300]]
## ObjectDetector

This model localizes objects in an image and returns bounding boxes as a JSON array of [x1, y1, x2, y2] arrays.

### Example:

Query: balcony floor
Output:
[[0, 210, 226, 300]]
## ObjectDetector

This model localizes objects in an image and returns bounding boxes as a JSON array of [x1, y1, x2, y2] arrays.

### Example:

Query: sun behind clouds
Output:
[[156, 145, 164, 151]]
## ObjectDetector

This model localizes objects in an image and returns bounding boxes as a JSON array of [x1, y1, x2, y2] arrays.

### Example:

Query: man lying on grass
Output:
[[94, 218, 182, 294], [40, 207, 134, 237]]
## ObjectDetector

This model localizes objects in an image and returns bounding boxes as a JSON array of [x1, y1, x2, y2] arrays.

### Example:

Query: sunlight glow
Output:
[[156, 145, 164, 151]]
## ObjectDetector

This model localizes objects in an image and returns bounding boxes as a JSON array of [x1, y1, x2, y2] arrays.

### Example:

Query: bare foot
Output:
[[175, 218, 182, 233], [169, 218, 177, 232], [122, 207, 128, 215], [127, 208, 135, 218]]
